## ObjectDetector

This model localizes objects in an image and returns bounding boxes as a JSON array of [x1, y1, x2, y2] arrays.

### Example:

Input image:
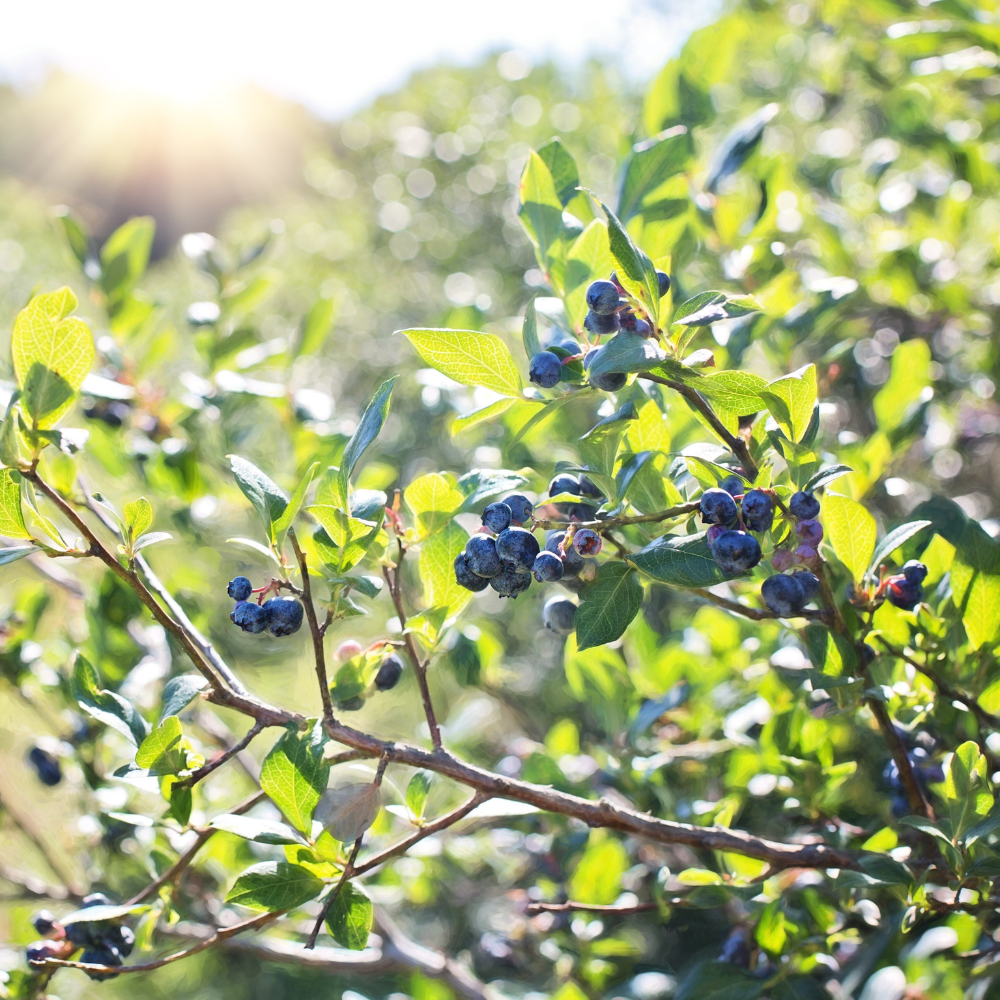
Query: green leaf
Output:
[[696, 371, 767, 415], [348, 490, 388, 522], [618, 125, 690, 221], [419, 521, 472, 618], [19, 477, 65, 548], [404, 472, 465, 537], [537, 137, 580, 208], [135, 716, 186, 775], [71, 653, 150, 746], [966, 856, 1000, 878], [518, 150, 565, 267], [12, 289, 94, 429], [0, 404, 21, 468], [675, 962, 764, 1000], [159, 675, 207, 723], [52, 205, 91, 266], [229, 455, 289, 545], [858, 854, 912, 885], [100, 217, 155, 310], [671, 290, 762, 328], [315, 782, 381, 843], [133, 531, 171, 553], [575, 561, 643, 651], [966, 805, 1000, 848], [326, 881, 373, 950], [163, 774, 193, 826], [804, 625, 857, 678], [802, 464, 852, 493], [61, 903, 151, 925], [227, 536, 281, 564], [123, 496, 153, 543], [521, 297, 541, 359], [456, 469, 529, 512], [401, 329, 521, 397], [297, 297, 336, 357], [824, 493, 877, 582], [755, 900, 786, 955], [587, 332, 666, 377], [307, 506, 379, 572], [210, 814, 306, 846], [272, 461, 319, 542], [873, 338, 931, 432], [579, 402, 636, 479], [225, 861, 324, 912], [758, 365, 817, 443], [568, 834, 628, 904], [260, 720, 330, 835], [405, 771, 433, 822], [452, 397, 518, 435], [867, 520, 933, 578], [0, 544, 38, 566], [0, 470, 29, 539], [947, 740, 992, 839], [338, 377, 397, 502], [405, 606, 448, 645], [630, 532, 730, 587], [951, 524, 1000, 649]]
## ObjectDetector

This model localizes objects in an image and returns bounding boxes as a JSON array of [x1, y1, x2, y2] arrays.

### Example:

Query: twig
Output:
[[289, 528, 334, 719], [173, 720, 265, 789], [526, 900, 659, 915], [534, 501, 700, 531]]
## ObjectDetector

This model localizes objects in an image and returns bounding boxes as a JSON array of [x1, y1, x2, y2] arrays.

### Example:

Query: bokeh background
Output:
[[1, 0, 999, 997]]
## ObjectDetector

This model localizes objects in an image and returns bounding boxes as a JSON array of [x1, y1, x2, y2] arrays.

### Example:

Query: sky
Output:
[[0, 0, 717, 119]]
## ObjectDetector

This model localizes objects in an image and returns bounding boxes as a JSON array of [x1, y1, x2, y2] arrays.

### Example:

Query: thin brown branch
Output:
[[173, 721, 265, 789], [691, 587, 826, 621], [526, 900, 659, 915], [535, 501, 700, 531], [289, 528, 334, 719], [126, 790, 266, 905]]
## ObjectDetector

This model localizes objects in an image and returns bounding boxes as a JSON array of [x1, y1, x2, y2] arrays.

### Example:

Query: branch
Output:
[[289, 528, 334, 719], [526, 900, 659, 915], [690, 587, 826, 621], [173, 720, 265, 789], [535, 501, 700, 531]]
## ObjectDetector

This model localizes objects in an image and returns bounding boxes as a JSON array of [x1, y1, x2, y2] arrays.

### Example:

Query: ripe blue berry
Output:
[[105, 925, 134, 958], [31, 911, 56, 936], [529, 351, 562, 388], [791, 570, 820, 602], [375, 653, 404, 691], [80, 945, 122, 980], [455, 552, 490, 592], [262, 597, 304, 637], [584, 310, 620, 335], [700, 487, 739, 526], [548, 474, 580, 499], [502, 494, 533, 524], [546, 530, 584, 574], [761, 574, 805, 617], [573, 528, 602, 557], [887, 576, 922, 610], [532, 551, 565, 582], [490, 567, 531, 598], [577, 475, 603, 501], [586, 279, 620, 315], [231, 600, 268, 633], [28, 746, 61, 786], [482, 502, 512, 533], [711, 530, 762, 574], [741, 489, 773, 525], [656, 270, 671, 297], [789, 492, 820, 519], [543, 597, 577, 635], [632, 318, 652, 337], [227, 576, 252, 601], [719, 475, 744, 497], [466, 535, 502, 578], [557, 339, 582, 355], [83, 893, 111, 908], [795, 519, 823, 547], [495, 527, 540, 571], [903, 560, 928, 584]]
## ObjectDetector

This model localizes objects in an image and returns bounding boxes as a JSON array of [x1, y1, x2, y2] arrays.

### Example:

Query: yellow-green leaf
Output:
[[567, 833, 628, 904], [400, 328, 522, 397], [404, 472, 464, 537], [451, 396, 518, 435], [123, 497, 153, 542], [759, 364, 817, 443], [824, 492, 876, 581], [135, 716, 186, 775], [0, 470, 29, 539], [419, 521, 472, 618]]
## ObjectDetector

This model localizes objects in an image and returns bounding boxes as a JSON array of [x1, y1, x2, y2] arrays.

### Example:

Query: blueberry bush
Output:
[[3, 4, 1000, 1000]]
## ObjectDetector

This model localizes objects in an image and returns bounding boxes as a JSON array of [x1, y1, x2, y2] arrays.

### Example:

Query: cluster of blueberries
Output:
[[881, 560, 928, 611], [527, 271, 671, 394], [227, 576, 304, 636], [27, 895, 134, 981]]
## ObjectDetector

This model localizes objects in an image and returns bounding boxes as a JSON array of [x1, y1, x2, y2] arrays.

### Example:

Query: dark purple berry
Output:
[[771, 549, 794, 572], [886, 576, 922, 610], [586, 280, 620, 315], [227, 576, 252, 601], [591, 370, 627, 391], [482, 502, 512, 533], [80, 945, 122, 981], [543, 597, 577, 635], [706, 524, 726, 545], [903, 560, 928, 585], [548, 474, 580, 499], [791, 570, 820, 602], [27, 940, 62, 964], [495, 527, 540, 571], [262, 597, 304, 637], [375, 653, 404, 691], [105, 925, 134, 958], [490, 567, 531, 599], [546, 530, 584, 574], [82, 894, 111, 908], [31, 911, 57, 936], [529, 351, 562, 388], [741, 489, 773, 524], [455, 552, 490, 592], [711, 530, 762, 574], [503, 494, 533, 524], [577, 476, 603, 501], [231, 600, 268, 633], [466, 535, 502, 578], [761, 574, 806, 617], [584, 310, 620, 335], [795, 519, 824, 547], [719, 475, 744, 497], [532, 552, 565, 583], [28, 746, 61, 787], [573, 528, 602, 557], [789, 492, 821, 519], [700, 488, 739, 526], [794, 545, 817, 563]]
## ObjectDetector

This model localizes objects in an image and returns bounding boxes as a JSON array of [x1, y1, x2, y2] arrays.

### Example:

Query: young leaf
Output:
[[123, 497, 153, 542], [297, 296, 336, 357], [452, 396, 519, 435], [575, 562, 643, 651], [260, 720, 330, 835], [71, 653, 150, 746], [315, 782, 381, 843], [867, 520, 933, 578], [521, 297, 541, 359], [338, 377, 397, 501], [132, 531, 172, 553], [568, 835, 628, 904], [325, 881, 373, 950], [405, 771, 433, 822], [307, 506, 379, 571], [404, 472, 465, 537], [135, 716, 186, 775], [755, 900, 786, 955], [537, 137, 580, 208], [618, 125, 690, 221], [758, 365, 817, 443], [400, 329, 521, 397], [824, 493, 877, 582], [159, 675, 208, 723], [225, 861, 324, 912], [272, 461, 319, 542], [229, 455, 289, 544], [578, 402, 636, 479], [209, 814, 307, 846], [0, 469, 29, 539], [670, 290, 762, 328], [696, 370, 767, 415]]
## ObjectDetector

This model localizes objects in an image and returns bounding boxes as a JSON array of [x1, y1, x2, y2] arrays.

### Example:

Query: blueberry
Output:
[[711, 530, 762, 574], [482, 502, 512, 533], [546, 531, 584, 574], [633, 318, 652, 337], [791, 570, 820, 602], [789, 492, 820, 519], [903, 560, 928, 585], [656, 270, 671, 298], [591, 370, 627, 391], [719, 475, 744, 497], [761, 574, 806, 617], [583, 347, 600, 369], [455, 552, 490, 592], [887, 576, 922, 610], [529, 351, 562, 389], [532, 552, 565, 582], [465, 535, 502, 578], [699, 487, 739, 526], [566, 502, 598, 521], [227, 576, 253, 601], [795, 519, 823, 547], [231, 600, 268, 633], [261, 597, 304, 637], [490, 567, 532, 598], [80, 945, 122, 981], [375, 653, 404, 691], [82, 893, 111, 908], [548, 474, 580, 499], [573, 529, 602, 557], [577, 476, 603, 501], [706, 524, 727, 546], [718, 928, 749, 968], [28, 746, 61, 787], [338, 695, 365, 711], [495, 527, 540, 571], [31, 911, 57, 936], [771, 549, 793, 572], [741, 489, 773, 524], [65, 922, 92, 946], [502, 495, 533, 524], [586, 280, 620, 315], [794, 545, 817, 563], [27, 940, 62, 963], [543, 597, 577, 635], [105, 925, 134, 958], [556, 339, 582, 355], [584, 310, 620, 335]]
